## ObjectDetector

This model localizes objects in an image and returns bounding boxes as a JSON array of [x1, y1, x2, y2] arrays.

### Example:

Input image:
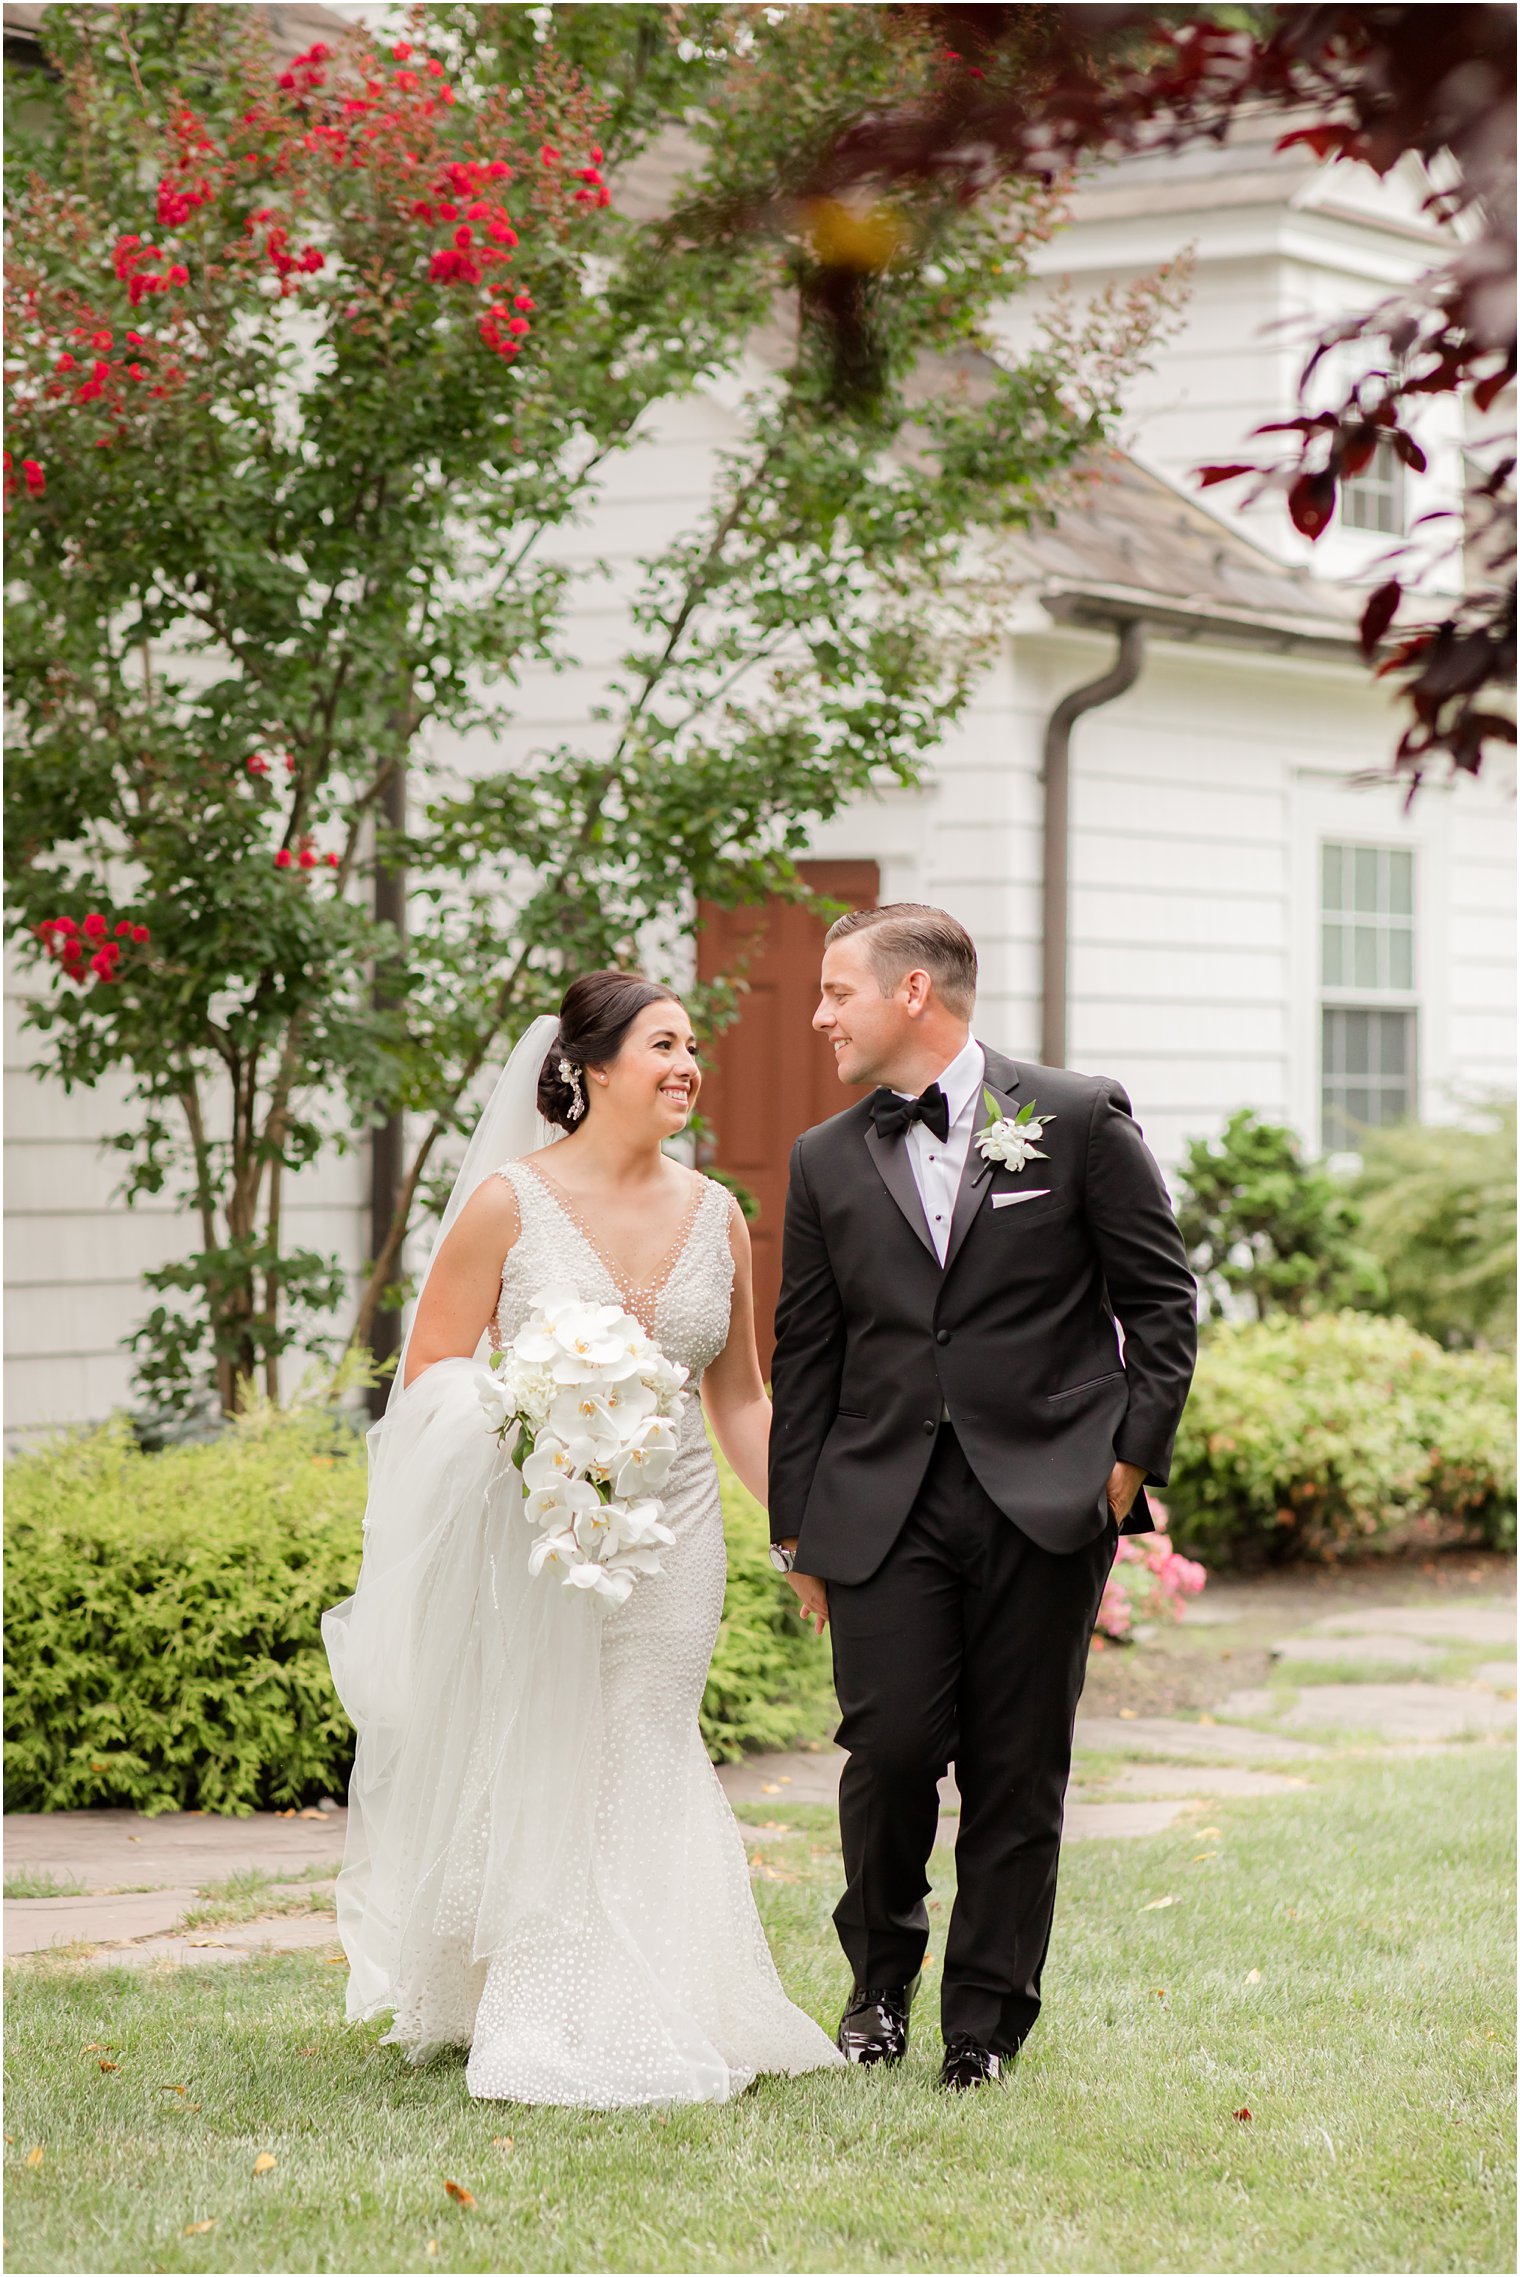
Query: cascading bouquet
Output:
[[478, 1286, 690, 1609]]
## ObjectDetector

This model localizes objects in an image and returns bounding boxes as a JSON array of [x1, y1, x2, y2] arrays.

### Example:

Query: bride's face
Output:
[[594, 1000, 701, 1136]]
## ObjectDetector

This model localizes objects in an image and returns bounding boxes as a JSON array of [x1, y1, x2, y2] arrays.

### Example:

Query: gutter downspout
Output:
[[1040, 617, 1145, 1068]]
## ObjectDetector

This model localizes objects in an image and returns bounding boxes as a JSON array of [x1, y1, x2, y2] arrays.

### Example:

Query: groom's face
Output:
[[814, 936, 911, 1088]]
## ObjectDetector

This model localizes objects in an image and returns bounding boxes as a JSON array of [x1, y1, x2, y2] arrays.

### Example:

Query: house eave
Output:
[[1037, 582, 1361, 659]]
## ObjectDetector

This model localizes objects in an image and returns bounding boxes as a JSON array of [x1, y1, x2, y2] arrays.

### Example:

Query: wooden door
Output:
[[696, 861, 878, 1376]]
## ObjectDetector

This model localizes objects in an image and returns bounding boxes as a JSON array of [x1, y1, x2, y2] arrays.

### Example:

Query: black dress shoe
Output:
[[836, 1975, 920, 2066], [939, 2035, 1005, 2091]]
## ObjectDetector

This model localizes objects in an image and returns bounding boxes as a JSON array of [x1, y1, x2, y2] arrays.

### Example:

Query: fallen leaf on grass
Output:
[[1232, 2106, 1252, 2123], [159, 2084, 189, 2096], [81, 2043, 115, 2055], [1198, 1714, 1217, 1727], [98, 2059, 120, 2073], [492, 2137, 514, 2152], [299, 2046, 318, 2057], [1118, 1708, 1137, 1720], [1197, 1827, 1221, 1839], [252, 2152, 277, 2175], [1152, 1988, 1166, 2000], [25, 2147, 43, 2169], [1245, 1968, 1261, 1983], [1191, 1852, 1219, 1863], [323, 1955, 347, 1966], [761, 1783, 781, 1795], [1140, 1895, 1177, 1911], [425, 2240, 439, 2258], [299, 1810, 326, 1823], [183, 2219, 216, 2236], [443, 2180, 475, 2208]]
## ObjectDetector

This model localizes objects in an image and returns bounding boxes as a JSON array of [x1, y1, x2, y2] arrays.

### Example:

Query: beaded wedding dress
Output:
[[324, 1138, 843, 2108]]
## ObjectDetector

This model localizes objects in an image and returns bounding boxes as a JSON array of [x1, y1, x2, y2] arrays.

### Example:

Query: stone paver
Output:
[[1065, 1798, 1190, 1839], [1219, 1681, 1517, 1742], [3, 1805, 347, 1893], [1272, 1631, 1442, 1670], [86, 1916, 346, 1971], [1475, 1661, 1517, 1693], [6, 1888, 200, 1958], [1105, 1763, 1308, 1800], [717, 1751, 843, 1807], [1309, 1600, 1515, 1648], [1075, 1715, 1326, 1763]]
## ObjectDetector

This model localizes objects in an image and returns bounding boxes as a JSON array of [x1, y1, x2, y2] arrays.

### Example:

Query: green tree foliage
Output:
[[1168, 1311, 1516, 1564], [1176, 1107, 1383, 1322], [4, 2, 1176, 1418], [1351, 1102, 1517, 1351], [2, 1406, 834, 1813]]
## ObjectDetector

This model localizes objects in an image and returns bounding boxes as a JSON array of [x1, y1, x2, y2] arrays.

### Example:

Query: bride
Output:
[[322, 970, 844, 2106]]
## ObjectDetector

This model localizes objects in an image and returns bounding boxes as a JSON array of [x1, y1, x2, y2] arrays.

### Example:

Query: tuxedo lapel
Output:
[[863, 1119, 939, 1259], [942, 1050, 1022, 1276]]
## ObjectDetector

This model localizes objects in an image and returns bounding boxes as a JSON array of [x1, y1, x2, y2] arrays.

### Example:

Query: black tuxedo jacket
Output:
[[767, 1046, 1198, 1582]]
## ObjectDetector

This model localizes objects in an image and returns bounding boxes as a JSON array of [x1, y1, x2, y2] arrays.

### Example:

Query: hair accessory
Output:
[[557, 1056, 587, 1124]]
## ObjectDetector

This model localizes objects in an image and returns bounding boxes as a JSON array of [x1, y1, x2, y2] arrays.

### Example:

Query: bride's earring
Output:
[[558, 1058, 586, 1124]]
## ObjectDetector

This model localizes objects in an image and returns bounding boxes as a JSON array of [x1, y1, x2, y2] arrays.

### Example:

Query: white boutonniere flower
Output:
[[975, 1088, 1055, 1173]]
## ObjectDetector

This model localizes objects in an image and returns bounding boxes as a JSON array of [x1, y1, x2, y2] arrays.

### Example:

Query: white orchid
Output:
[[975, 1089, 1056, 1174], [488, 1289, 688, 1610], [610, 1416, 680, 1499]]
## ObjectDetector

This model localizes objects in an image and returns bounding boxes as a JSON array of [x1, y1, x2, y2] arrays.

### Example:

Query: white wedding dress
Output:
[[324, 1154, 843, 2107]]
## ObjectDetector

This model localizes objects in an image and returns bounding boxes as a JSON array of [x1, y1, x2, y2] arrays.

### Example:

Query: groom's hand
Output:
[[781, 1551, 829, 1636], [1105, 1460, 1147, 1527]]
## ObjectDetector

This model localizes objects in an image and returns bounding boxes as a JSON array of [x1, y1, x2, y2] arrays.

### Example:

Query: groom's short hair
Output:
[[826, 903, 978, 1018]]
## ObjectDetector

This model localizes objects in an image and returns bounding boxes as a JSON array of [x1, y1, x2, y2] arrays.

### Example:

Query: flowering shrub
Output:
[[6, 4, 1173, 1422], [1094, 1497, 1207, 1644]]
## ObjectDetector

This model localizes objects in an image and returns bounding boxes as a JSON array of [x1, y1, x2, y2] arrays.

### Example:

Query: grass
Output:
[[4, 1746, 1513, 2274], [178, 1867, 337, 1932], [4, 1870, 90, 1901]]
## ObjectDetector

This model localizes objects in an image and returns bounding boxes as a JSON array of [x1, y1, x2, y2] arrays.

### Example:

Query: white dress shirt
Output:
[[897, 1036, 986, 1266]]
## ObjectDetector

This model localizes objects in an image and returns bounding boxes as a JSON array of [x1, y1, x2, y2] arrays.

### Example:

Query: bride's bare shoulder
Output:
[[454, 1166, 521, 1247]]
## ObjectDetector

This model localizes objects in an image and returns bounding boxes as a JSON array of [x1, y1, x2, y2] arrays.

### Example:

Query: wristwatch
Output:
[[769, 1542, 797, 1574]]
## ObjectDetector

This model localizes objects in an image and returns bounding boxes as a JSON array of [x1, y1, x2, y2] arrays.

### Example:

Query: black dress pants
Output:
[[827, 1427, 1117, 2054]]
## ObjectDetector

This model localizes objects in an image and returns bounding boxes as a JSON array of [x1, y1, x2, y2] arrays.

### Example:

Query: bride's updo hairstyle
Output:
[[537, 971, 683, 1131]]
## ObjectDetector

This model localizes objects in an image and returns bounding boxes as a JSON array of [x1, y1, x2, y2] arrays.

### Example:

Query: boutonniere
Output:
[[975, 1088, 1055, 1173]]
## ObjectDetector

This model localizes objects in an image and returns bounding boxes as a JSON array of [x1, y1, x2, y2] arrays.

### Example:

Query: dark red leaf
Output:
[[1391, 431, 1428, 472], [1288, 469, 1337, 540], [1359, 580, 1402, 655], [1196, 463, 1256, 488], [1232, 2106, 1252, 2123]]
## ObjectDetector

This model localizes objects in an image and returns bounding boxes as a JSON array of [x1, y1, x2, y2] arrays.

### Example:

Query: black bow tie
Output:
[[870, 1082, 950, 1144]]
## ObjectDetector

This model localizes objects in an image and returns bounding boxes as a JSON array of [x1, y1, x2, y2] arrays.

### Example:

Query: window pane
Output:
[[1353, 847, 1380, 912], [1344, 1087, 1373, 1130], [1322, 843, 1343, 911], [1343, 1010, 1371, 1076], [1378, 1014, 1408, 1077], [1322, 923, 1344, 986], [1388, 851, 1413, 915], [1388, 926, 1414, 991], [1353, 926, 1380, 989]]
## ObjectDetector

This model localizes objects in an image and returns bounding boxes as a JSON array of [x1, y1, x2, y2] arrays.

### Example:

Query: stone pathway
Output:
[[6, 1586, 1513, 1970]]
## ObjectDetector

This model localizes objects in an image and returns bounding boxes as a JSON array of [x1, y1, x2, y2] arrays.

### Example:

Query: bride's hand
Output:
[[787, 1569, 828, 1636]]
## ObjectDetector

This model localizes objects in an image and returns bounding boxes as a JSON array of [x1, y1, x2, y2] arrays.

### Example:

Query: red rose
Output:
[[298, 848, 317, 869], [275, 849, 293, 869], [22, 460, 44, 494], [426, 58, 444, 76], [114, 920, 134, 938], [90, 950, 116, 979], [506, 315, 530, 337], [126, 331, 144, 347], [513, 292, 535, 311], [83, 912, 108, 941], [392, 40, 412, 59], [55, 353, 76, 373], [168, 265, 189, 286], [54, 915, 78, 937], [539, 144, 559, 166], [278, 71, 296, 91], [487, 161, 511, 180], [325, 851, 340, 868], [132, 924, 151, 944]]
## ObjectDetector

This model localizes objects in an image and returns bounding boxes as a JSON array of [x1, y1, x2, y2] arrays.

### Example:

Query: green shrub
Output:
[[1175, 1108, 1382, 1321], [4, 1408, 834, 1813], [702, 1449, 836, 1762], [1167, 1311, 1516, 1565], [1352, 1104, 1517, 1350]]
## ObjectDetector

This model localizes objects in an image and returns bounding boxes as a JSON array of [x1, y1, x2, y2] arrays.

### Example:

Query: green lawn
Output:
[[5, 1748, 1513, 2274]]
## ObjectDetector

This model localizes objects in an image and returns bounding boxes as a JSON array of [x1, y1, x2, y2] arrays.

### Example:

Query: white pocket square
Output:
[[992, 1188, 1052, 1209]]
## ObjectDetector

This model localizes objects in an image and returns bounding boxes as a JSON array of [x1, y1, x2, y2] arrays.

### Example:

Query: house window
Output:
[[1341, 436, 1405, 535], [1320, 842, 1417, 1148]]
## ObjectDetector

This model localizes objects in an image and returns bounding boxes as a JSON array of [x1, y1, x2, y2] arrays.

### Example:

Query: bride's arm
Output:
[[402, 1177, 520, 1388], [699, 1196, 771, 1507]]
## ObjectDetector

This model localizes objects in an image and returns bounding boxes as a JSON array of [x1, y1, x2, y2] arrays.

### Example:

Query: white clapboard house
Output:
[[5, 93, 1514, 1432]]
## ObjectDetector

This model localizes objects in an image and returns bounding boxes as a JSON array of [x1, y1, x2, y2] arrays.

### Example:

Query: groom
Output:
[[768, 904, 1197, 2090]]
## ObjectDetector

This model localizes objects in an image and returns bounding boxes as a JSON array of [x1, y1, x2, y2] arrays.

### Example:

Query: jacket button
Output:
[[936, 1329, 951, 1345], [922, 1419, 936, 1435]]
